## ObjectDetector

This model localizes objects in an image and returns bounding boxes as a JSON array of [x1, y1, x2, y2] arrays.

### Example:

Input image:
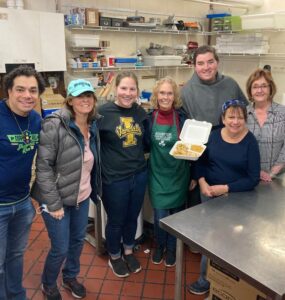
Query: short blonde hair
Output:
[[150, 76, 182, 109], [246, 68, 277, 102]]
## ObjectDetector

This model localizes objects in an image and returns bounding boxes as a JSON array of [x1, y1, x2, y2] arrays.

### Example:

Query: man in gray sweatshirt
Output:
[[181, 45, 247, 296], [181, 45, 247, 129]]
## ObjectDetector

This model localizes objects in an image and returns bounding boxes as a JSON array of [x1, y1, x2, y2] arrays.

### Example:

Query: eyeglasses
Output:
[[252, 84, 270, 91]]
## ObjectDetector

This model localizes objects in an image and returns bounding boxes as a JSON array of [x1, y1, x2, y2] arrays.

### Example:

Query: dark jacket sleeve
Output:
[[177, 108, 188, 130], [143, 115, 151, 153]]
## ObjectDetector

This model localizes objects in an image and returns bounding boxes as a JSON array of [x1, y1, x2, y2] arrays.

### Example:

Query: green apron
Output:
[[149, 110, 190, 209]]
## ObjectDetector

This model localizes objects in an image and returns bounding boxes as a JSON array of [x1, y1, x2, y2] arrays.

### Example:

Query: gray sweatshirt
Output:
[[181, 72, 247, 127]]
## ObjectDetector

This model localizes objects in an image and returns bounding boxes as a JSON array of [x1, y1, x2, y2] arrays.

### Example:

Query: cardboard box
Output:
[[43, 87, 54, 95], [34, 99, 42, 115], [207, 260, 267, 300], [41, 94, 65, 110], [85, 8, 99, 27]]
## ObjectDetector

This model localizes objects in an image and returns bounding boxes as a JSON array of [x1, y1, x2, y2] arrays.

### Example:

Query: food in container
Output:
[[170, 119, 212, 161], [172, 142, 203, 158]]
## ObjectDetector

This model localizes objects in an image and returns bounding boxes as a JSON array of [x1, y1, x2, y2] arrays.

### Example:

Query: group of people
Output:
[[1, 44, 285, 300]]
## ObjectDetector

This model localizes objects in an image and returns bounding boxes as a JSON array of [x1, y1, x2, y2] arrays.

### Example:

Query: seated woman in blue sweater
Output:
[[188, 99, 260, 296]]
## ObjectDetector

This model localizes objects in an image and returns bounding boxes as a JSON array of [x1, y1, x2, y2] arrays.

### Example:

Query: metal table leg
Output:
[[175, 238, 183, 300]]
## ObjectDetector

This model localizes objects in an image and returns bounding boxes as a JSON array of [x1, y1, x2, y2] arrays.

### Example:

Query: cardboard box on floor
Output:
[[41, 87, 65, 110], [207, 260, 267, 300], [34, 98, 42, 115]]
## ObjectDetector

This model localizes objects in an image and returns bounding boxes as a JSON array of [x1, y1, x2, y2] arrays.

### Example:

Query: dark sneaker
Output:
[[62, 278, 86, 298], [123, 253, 142, 273], [151, 247, 164, 265], [41, 284, 62, 300], [108, 257, 130, 278], [187, 280, 210, 295], [164, 250, 176, 267]]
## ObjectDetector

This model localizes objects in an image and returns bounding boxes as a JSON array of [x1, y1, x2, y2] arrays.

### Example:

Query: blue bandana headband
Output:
[[222, 99, 246, 113]]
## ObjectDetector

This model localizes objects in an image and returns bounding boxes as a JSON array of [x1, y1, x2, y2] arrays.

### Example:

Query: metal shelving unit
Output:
[[69, 64, 193, 73], [218, 53, 285, 58], [66, 25, 197, 74], [71, 47, 108, 52], [66, 24, 207, 36]]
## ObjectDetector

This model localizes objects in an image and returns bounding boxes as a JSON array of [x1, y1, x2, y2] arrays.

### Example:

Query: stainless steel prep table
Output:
[[160, 177, 285, 300]]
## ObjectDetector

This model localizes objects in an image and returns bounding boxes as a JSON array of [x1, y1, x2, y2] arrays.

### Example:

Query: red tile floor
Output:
[[24, 212, 206, 300]]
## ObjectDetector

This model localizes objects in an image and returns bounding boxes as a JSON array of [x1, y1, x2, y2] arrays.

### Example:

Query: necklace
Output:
[[10, 109, 30, 144], [5, 101, 31, 144]]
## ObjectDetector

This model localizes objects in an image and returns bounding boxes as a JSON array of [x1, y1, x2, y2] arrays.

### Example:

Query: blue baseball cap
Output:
[[67, 79, 95, 97]]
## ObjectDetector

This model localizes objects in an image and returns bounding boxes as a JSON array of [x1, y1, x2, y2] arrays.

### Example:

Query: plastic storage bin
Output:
[[241, 12, 285, 30], [115, 57, 138, 63], [42, 108, 58, 118], [70, 34, 100, 47], [144, 55, 182, 66], [170, 119, 212, 161]]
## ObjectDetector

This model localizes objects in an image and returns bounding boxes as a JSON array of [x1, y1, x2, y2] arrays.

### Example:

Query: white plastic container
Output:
[[144, 55, 182, 66], [241, 12, 285, 30], [170, 119, 212, 161], [70, 34, 100, 47]]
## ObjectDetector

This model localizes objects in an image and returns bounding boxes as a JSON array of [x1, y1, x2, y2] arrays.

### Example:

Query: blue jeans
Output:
[[102, 169, 147, 257], [197, 193, 211, 288], [41, 199, 89, 287], [0, 198, 35, 300], [154, 206, 184, 253]]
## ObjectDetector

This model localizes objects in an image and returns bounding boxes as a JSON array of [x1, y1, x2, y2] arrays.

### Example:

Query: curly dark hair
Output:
[[3, 65, 46, 96]]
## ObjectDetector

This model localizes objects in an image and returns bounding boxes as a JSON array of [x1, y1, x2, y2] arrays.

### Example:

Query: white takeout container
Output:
[[169, 119, 212, 161]]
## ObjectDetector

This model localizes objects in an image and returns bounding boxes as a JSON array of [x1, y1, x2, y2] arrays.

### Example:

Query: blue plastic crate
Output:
[[42, 109, 58, 118], [141, 91, 152, 100], [206, 13, 231, 19], [115, 57, 138, 63]]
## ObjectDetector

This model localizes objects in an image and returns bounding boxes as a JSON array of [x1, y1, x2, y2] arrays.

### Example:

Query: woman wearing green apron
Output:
[[149, 77, 190, 267]]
